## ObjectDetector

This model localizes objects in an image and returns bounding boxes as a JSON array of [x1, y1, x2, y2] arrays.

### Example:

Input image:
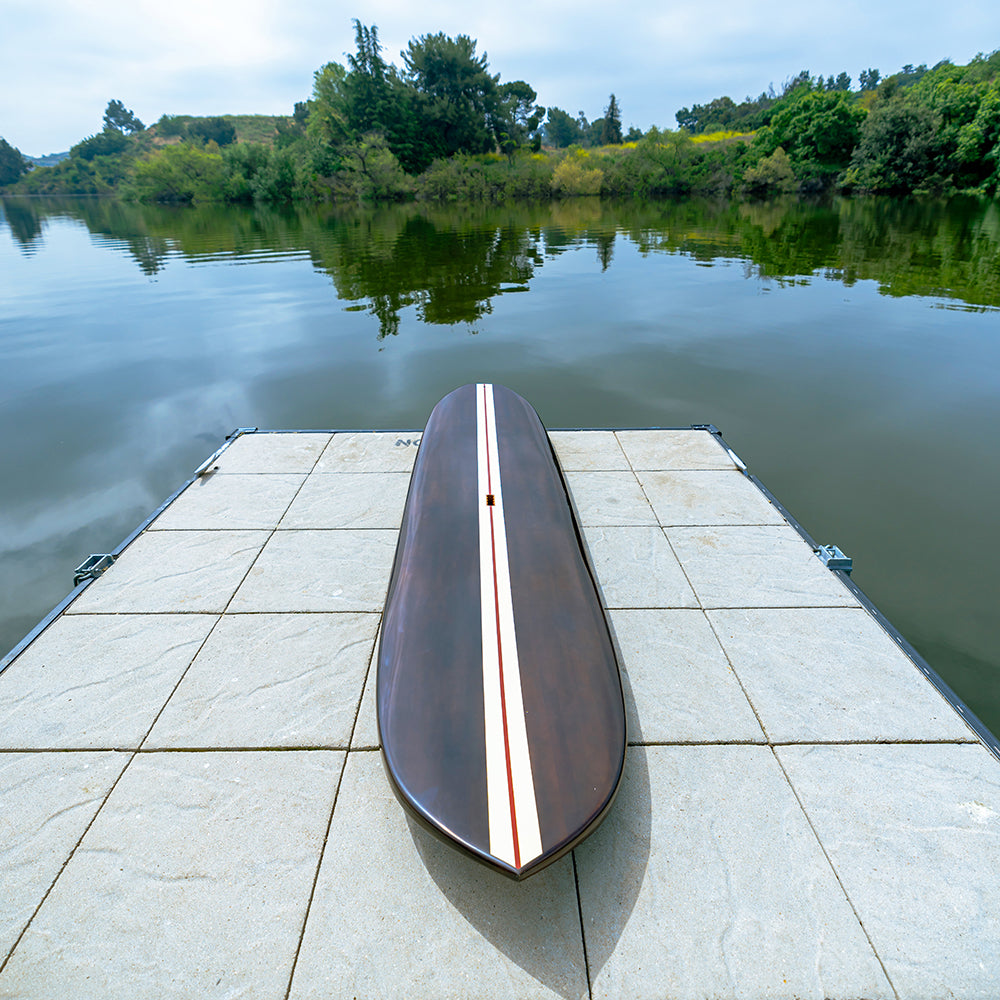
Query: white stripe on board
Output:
[[477, 383, 543, 868]]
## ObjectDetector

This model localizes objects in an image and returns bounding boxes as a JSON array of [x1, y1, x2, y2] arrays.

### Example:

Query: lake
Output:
[[1, 194, 998, 736]]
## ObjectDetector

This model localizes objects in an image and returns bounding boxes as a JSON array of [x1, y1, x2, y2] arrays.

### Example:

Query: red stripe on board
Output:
[[482, 384, 521, 869]]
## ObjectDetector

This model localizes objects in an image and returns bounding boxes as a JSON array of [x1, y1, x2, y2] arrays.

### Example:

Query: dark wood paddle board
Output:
[[377, 383, 626, 880]]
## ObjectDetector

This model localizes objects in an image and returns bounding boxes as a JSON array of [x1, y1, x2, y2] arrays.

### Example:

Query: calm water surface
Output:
[[2, 195, 999, 734]]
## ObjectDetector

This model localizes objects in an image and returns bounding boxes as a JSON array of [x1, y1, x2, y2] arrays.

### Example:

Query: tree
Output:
[[859, 68, 881, 91], [344, 20, 394, 136], [0, 137, 30, 185], [188, 117, 237, 146], [491, 80, 544, 158], [103, 99, 144, 134], [955, 82, 1000, 191], [72, 129, 128, 160], [402, 31, 498, 157], [308, 61, 351, 151], [544, 107, 583, 147], [755, 89, 866, 180], [844, 101, 940, 192], [601, 94, 623, 144]]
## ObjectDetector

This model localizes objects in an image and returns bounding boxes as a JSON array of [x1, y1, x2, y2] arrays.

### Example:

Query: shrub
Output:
[[128, 144, 227, 202], [551, 151, 603, 196]]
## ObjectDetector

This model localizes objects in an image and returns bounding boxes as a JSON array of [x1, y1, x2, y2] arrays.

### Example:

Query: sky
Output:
[[3, 0, 1000, 156]]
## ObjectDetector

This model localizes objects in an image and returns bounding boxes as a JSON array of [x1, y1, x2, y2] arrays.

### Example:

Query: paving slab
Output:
[[278, 472, 410, 529], [144, 612, 379, 749], [0, 752, 129, 962], [67, 530, 269, 614], [229, 529, 396, 613], [288, 750, 589, 1000], [314, 432, 420, 473], [710, 608, 975, 743], [548, 430, 630, 471], [777, 743, 1000, 999], [637, 469, 786, 526], [581, 526, 698, 609], [149, 473, 305, 530], [211, 432, 331, 474], [667, 524, 862, 608], [608, 609, 764, 744], [563, 471, 658, 526], [0, 614, 216, 749], [0, 750, 344, 1000], [574, 744, 894, 1000], [616, 429, 738, 470]]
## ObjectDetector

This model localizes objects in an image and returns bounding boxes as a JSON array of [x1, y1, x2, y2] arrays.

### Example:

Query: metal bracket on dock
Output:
[[73, 553, 116, 586], [193, 427, 259, 477], [691, 424, 748, 474], [815, 544, 853, 575]]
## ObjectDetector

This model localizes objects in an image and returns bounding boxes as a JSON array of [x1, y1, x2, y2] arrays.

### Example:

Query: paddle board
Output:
[[377, 383, 626, 880]]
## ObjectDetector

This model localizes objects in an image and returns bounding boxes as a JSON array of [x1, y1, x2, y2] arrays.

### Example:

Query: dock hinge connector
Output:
[[73, 553, 116, 586], [816, 544, 853, 575]]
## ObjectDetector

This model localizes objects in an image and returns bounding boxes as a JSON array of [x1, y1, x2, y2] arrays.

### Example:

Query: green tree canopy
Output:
[[859, 68, 881, 91], [544, 107, 583, 147], [0, 137, 30, 185], [402, 31, 498, 157], [601, 94, 623, 144], [491, 80, 544, 157], [71, 129, 129, 160], [188, 117, 237, 147], [755, 89, 866, 179], [103, 99, 144, 134], [844, 101, 941, 192]]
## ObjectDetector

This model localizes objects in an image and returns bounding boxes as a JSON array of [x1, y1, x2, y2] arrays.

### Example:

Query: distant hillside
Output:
[[26, 151, 70, 167], [149, 114, 291, 146]]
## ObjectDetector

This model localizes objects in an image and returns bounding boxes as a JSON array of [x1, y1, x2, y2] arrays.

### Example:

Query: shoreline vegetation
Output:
[[2, 25, 999, 205]]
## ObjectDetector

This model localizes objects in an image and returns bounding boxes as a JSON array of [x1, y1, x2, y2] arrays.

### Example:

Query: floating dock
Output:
[[1, 427, 998, 999]]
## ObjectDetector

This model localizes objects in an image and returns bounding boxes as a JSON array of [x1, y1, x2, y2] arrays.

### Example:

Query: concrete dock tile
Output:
[[314, 432, 421, 473], [229, 529, 396, 613], [638, 469, 786, 526], [708, 608, 974, 743], [150, 474, 305, 530], [608, 610, 764, 744], [565, 471, 657, 526], [288, 751, 588, 1000], [279, 472, 410, 529], [144, 613, 379, 749], [582, 526, 698, 608], [0, 750, 344, 999], [667, 524, 860, 608], [575, 745, 894, 1000], [777, 743, 1000, 999], [0, 615, 216, 749], [616, 429, 738, 471], [548, 430, 630, 471], [67, 530, 269, 614], [212, 433, 331, 474], [0, 752, 128, 961]]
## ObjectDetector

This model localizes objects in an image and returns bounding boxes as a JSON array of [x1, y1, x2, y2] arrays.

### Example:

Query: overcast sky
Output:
[[3, 0, 999, 155]]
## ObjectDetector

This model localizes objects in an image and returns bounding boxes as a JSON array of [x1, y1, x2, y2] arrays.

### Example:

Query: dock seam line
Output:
[[702, 612, 770, 740], [132, 461, 318, 754], [571, 850, 594, 1000], [0, 748, 134, 975], [282, 605, 381, 1000], [769, 746, 901, 1000]]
